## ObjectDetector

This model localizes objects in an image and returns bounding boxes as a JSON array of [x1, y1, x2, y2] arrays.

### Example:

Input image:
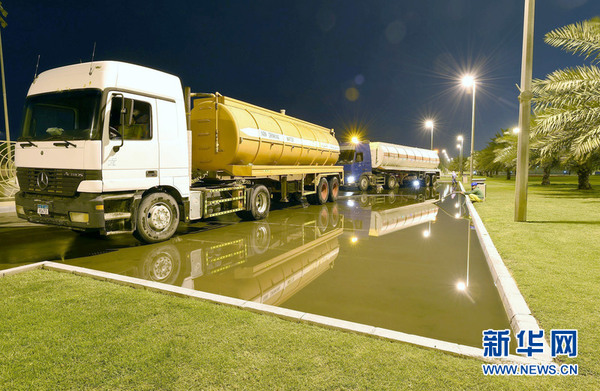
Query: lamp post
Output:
[[425, 120, 434, 150], [457, 135, 464, 181], [0, 3, 9, 162], [462, 76, 476, 185], [515, 0, 535, 222]]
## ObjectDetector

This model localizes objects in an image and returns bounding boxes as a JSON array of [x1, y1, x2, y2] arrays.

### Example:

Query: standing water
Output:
[[65, 184, 511, 348]]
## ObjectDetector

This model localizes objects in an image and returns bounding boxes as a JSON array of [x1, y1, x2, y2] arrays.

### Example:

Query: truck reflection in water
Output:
[[67, 203, 344, 306], [341, 188, 439, 238]]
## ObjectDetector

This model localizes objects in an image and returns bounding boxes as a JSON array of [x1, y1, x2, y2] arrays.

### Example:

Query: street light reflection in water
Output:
[[65, 184, 511, 348]]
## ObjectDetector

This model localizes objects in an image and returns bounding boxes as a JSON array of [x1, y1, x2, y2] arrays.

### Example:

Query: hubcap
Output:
[[147, 202, 172, 231], [255, 192, 268, 214]]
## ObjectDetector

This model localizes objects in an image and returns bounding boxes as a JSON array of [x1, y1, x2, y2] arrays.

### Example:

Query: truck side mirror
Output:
[[110, 94, 126, 152]]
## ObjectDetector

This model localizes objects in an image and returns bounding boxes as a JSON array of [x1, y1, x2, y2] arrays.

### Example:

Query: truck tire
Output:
[[386, 175, 397, 190], [135, 192, 180, 243], [248, 184, 270, 220], [358, 175, 369, 192], [328, 176, 340, 202], [308, 177, 329, 205], [432, 175, 438, 187]]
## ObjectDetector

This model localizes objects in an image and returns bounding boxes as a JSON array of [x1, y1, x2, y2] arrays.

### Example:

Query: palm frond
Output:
[[544, 18, 600, 63]]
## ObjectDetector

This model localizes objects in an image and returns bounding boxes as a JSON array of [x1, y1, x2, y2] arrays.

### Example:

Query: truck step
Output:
[[102, 194, 135, 201], [104, 212, 132, 221]]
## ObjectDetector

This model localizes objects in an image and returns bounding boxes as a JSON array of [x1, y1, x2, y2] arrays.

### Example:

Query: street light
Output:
[[457, 135, 464, 180], [462, 75, 477, 185], [0, 2, 9, 162], [425, 120, 434, 150]]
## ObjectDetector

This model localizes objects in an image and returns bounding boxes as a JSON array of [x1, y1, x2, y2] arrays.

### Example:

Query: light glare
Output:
[[461, 75, 475, 88]]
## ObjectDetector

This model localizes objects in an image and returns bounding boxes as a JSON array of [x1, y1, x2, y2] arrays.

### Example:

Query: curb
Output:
[[1, 260, 550, 365], [462, 187, 553, 362]]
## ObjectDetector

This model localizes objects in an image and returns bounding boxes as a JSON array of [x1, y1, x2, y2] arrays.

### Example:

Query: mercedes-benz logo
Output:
[[37, 171, 49, 190]]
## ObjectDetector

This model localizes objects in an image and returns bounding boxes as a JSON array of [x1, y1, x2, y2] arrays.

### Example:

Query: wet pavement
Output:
[[0, 185, 511, 348]]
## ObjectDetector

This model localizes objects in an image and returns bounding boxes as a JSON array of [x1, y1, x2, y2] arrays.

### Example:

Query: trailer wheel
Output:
[[135, 192, 180, 243], [308, 177, 329, 205], [386, 175, 398, 190], [328, 176, 340, 202], [244, 184, 271, 220], [358, 174, 369, 192]]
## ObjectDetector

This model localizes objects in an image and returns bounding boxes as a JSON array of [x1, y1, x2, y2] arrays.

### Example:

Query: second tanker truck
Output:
[[14, 61, 342, 243], [338, 140, 440, 191]]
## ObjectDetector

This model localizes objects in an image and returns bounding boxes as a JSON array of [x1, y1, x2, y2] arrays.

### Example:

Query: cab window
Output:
[[109, 97, 152, 140]]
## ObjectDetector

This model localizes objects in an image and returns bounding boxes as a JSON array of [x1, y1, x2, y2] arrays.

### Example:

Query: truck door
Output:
[[355, 143, 372, 175], [102, 93, 159, 191]]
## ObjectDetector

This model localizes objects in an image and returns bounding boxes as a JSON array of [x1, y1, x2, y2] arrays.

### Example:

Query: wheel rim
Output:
[[147, 202, 172, 231], [360, 178, 368, 189], [255, 192, 268, 214]]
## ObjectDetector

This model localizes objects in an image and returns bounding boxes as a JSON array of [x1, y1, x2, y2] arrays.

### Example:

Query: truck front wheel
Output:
[[358, 175, 369, 192], [135, 192, 180, 243]]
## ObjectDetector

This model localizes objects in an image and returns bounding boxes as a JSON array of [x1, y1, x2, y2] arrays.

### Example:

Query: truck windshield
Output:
[[338, 149, 356, 164], [20, 89, 102, 141]]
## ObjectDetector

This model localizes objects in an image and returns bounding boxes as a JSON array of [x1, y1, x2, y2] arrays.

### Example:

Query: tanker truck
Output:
[[338, 140, 440, 191], [14, 61, 342, 243]]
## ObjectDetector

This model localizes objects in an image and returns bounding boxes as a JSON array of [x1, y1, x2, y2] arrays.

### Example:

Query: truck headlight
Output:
[[347, 175, 355, 184], [69, 212, 89, 223], [413, 180, 420, 188]]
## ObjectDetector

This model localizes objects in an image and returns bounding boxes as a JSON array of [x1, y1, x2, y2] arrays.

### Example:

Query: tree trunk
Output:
[[577, 167, 592, 190], [506, 170, 511, 180], [541, 165, 551, 186]]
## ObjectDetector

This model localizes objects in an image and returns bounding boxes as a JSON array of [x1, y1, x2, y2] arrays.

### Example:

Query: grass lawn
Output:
[[1, 175, 598, 389]]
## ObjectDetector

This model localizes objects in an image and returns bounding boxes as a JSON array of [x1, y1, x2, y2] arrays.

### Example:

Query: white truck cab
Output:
[[16, 62, 190, 240]]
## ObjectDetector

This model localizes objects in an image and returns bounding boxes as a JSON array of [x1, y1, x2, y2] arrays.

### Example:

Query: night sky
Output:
[[1, 1, 598, 157]]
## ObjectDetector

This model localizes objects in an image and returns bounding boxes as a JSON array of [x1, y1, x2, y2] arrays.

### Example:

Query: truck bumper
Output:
[[15, 191, 105, 230]]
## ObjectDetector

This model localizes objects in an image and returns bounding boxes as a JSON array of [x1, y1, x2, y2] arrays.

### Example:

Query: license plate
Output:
[[37, 204, 49, 215]]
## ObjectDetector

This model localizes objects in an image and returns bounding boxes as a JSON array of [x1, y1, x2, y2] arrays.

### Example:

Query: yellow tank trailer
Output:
[[190, 94, 340, 175]]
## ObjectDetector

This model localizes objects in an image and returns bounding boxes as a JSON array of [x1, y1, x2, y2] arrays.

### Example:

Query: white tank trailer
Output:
[[338, 140, 440, 191]]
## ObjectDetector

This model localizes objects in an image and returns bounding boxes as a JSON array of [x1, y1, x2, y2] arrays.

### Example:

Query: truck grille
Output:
[[16, 168, 100, 197]]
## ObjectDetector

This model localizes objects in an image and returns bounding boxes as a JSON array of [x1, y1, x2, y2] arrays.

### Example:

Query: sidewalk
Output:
[[0, 200, 15, 214]]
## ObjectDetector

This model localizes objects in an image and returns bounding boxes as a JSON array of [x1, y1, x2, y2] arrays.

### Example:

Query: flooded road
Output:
[[0, 185, 511, 348]]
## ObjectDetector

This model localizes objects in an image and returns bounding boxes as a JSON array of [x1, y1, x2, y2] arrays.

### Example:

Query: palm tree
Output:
[[531, 17, 600, 189], [493, 130, 518, 180]]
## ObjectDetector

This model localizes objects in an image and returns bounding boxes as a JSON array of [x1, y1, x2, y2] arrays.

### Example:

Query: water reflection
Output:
[[68, 204, 343, 306], [64, 185, 511, 348]]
